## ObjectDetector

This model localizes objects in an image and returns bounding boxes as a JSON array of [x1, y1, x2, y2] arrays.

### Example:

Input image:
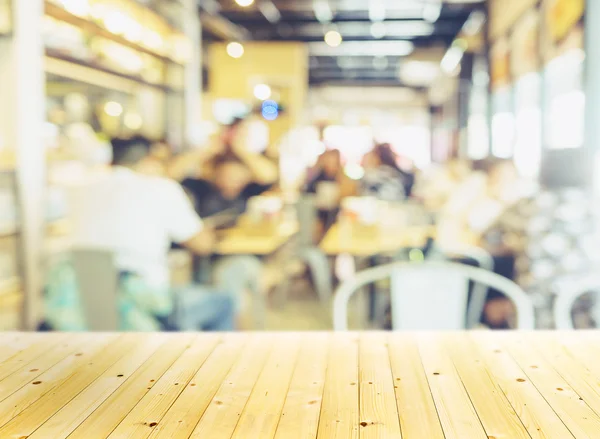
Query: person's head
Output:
[[211, 154, 253, 200], [318, 149, 342, 177], [151, 138, 173, 162], [111, 135, 152, 169], [221, 117, 246, 149], [363, 143, 399, 170]]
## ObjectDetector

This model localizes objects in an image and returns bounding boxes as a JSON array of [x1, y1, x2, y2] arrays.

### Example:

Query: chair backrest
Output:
[[71, 249, 119, 331], [438, 245, 494, 329], [333, 261, 535, 331], [554, 276, 600, 329]]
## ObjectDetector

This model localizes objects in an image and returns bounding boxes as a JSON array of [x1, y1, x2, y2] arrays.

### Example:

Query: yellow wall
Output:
[[208, 42, 309, 147]]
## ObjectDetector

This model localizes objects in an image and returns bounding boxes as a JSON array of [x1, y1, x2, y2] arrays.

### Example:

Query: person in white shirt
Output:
[[45, 136, 234, 331]]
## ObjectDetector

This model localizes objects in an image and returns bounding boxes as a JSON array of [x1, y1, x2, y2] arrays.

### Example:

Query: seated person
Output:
[[360, 143, 412, 201], [182, 153, 275, 218], [43, 136, 235, 332], [304, 149, 356, 237], [169, 117, 279, 217]]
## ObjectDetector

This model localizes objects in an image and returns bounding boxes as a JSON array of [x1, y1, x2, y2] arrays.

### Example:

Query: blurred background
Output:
[[0, 0, 595, 332]]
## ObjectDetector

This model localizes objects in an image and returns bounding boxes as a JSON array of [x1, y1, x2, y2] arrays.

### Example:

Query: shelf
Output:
[[44, 1, 183, 66], [45, 49, 182, 93], [0, 226, 18, 238]]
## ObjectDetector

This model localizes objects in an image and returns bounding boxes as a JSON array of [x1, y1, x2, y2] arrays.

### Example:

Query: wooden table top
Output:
[[215, 222, 298, 256], [320, 223, 434, 256], [2, 332, 600, 438]]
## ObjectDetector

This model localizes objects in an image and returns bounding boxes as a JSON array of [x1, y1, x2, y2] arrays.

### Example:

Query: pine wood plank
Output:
[[552, 332, 600, 381], [444, 333, 530, 439], [273, 333, 329, 439], [316, 333, 360, 439], [68, 333, 196, 439], [0, 333, 68, 383], [470, 332, 575, 439], [358, 333, 402, 438], [0, 334, 137, 438], [525, 333, 600, 419], [0, 333, 116, 429], [28, 333, 171, 439], [388, 333, 445, 439], [106, 334, 220, 439], [0, 333, 38, 364], [0, 335, 84, 404], [188, 335, 273, 439], [230, 333, 301, 439], [147, 334, 247, 439], [502, 333, 600, 437], [416, 332, 487, 439]]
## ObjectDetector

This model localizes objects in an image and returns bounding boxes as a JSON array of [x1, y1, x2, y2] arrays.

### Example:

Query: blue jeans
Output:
[[171, 286, 235, 331]]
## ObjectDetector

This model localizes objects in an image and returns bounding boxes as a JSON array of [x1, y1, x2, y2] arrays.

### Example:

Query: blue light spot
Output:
[[262, 100, 279, 121]]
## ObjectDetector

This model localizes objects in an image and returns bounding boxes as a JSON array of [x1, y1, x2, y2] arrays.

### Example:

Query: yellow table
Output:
[[0, 331, 599, 438], [215, 221, 298, 256], [320, 223, 434, 256]]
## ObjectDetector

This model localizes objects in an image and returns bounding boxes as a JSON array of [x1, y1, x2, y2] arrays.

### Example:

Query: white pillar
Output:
[[586, 2, 600, 152], [182, 0, 202, 146], [0, 0, 46, 329]]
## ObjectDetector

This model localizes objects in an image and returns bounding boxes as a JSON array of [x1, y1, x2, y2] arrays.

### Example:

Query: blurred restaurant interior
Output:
[[0, 0, 597, 333]]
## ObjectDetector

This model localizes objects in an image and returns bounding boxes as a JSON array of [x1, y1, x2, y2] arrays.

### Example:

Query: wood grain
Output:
[[230, 333, 301, 439], [416, 332, 488, 438], [0, 332, 599, 438], [358, 333, 402, 438], [274, 333, 329, 439], [316, 333, 360, 438], [388, 334, 445, 439], [471, 331, 575, 439]]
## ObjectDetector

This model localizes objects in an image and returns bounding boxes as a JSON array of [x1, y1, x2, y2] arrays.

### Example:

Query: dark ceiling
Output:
[[200, 0, 486, 86]]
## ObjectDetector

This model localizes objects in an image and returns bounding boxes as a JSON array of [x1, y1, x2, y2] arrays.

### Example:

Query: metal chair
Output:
[[554, 276, 600, 330], [295, 195, 332, 302], [71, 249, 120, 331], [333, 261, 535, 331], [438, 244, 494, 329]]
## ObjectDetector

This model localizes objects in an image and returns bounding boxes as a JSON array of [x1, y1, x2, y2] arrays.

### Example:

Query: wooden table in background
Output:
[[320, 223, 434, 256], [215, 221, 298, 256], [1, 331, 600, 438]]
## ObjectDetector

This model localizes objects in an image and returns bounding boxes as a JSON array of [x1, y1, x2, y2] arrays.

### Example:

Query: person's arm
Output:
[[167, 136, 223, 182], [181, 227, 216, 255], [164, 180, 215, 256], [233, 148, 279, 185]]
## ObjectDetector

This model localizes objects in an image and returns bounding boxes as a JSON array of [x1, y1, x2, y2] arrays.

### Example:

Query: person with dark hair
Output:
[[43, 135, 235, 332], [360, 143, 414, 201], [182, 152, 275, 217]]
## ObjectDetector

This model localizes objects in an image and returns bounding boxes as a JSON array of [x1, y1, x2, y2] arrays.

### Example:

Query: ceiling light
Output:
[[254, 84, 272, 100], [324, 30, 342, 48], [313, 0, 333, 23], [462, 10, 486, 35], [104, 101, 123, 117], [441, 42, 466, 75], [235, 0, 254, 6], [399, 61, 440, 85], [227, 42, 245, 58], [309, 41, 414, 57], [423, 3, 442, 23], [369, 0, 386, 22], [370, 22, 387, 39]]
